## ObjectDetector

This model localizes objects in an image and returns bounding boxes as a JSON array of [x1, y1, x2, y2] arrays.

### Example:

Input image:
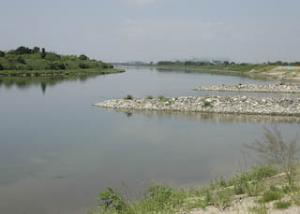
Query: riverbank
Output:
[[90, 165, 300, 214], [0, 68, 124, 77], [195, 83, 300, 93], [156, 64, 300, 82], [95, 96, 300, 117]]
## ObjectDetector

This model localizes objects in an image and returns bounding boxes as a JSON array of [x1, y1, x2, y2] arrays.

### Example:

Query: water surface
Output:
[[0, 67, 298, 214]]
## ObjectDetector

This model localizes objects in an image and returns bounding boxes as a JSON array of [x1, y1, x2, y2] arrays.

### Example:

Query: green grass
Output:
[[274, 201, 292, 209], [261, 189, 283, 202], [89, 165, 298, 214], [249, 203, 268, 214]]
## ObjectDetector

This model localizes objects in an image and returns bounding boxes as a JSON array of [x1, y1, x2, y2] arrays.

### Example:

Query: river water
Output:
[[0, 66, 298, 214]]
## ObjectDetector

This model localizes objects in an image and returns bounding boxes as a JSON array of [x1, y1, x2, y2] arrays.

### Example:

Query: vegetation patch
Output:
[[274, 200, 292, 209], [0, 46, 122, 77]]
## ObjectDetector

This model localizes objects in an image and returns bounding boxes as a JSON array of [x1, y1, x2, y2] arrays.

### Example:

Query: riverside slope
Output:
[[95, 96, 300, 117]]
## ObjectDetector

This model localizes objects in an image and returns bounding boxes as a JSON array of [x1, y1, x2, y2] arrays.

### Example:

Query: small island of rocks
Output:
[[95, 95, 300, 117]]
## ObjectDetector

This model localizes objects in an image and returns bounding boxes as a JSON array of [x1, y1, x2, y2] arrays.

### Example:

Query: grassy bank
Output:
[[0, 46, 123, 77], [90, 128, 300, 214], [156, 62, 300, 82], [89, 165, 300, 214]]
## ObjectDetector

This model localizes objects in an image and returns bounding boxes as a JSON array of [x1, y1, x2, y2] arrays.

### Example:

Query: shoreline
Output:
[[195, 83, 300, 94], [0, 68, 125, 77], [95, 96, 300, 117], [156, 65, 300, 82]]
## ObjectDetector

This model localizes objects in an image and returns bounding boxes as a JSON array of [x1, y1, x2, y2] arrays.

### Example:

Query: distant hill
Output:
[[0, 46, 122, 76]]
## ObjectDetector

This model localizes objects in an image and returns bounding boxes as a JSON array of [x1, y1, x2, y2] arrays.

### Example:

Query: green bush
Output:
[[274, 201, 291, 209], [49, 62, 66, 70], [79, 63, 90, 69], [17, 56, 26, 64], [97, 188, 129, 213], [124, 95, 133, 100], [0, 51, 5, 57], [45, 52, 61, 61], [261, 190, 282, 202], [79, 54, 89, 60]]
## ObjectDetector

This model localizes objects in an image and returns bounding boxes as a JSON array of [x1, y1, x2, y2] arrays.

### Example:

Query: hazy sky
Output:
[[1, 0, 300, 62]]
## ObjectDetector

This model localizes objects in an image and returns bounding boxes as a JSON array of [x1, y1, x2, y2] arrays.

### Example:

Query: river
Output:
[[0, 66, 298, 214]]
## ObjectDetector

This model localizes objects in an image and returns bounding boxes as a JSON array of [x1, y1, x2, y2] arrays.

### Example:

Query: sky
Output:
[[0, 0, 300, 62]]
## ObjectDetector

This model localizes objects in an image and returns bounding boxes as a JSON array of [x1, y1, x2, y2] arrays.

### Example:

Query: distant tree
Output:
[[79, 54, 89, 60], [79, 63, 90, 69], [41, 48, 46, 58], [45, 52, 61, 61], [0, 63, 3, 70], [17, 56, 26, 64], [32, 47, 40, 53], [0, 51, 5, 57], [14, 46, 32, 54], [49, 62, 65, 70]]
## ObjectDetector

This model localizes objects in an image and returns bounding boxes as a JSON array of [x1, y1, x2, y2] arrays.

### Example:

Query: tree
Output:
[[32, 47, 40, 53], [79, 63, 90, 69], [79, 54, 89, 60], [17, 56, 26, 64], [41, 48, 46, 58], [0, 51, 5, 57], [14, 46, 32, 54]]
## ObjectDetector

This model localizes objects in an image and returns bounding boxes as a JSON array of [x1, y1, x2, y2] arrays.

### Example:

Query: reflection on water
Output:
[[0, 74, 102, 94], [112, 110, 300, 124]]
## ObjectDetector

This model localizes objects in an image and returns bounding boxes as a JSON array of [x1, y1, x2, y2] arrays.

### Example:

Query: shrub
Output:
[[45, 53, 61, 61], [17, 56, 26, 64], [79, 54, 89, 60], [97, 188, 129, 212], [32, 47, 40, 53], [274, 201, 291, 209], [246, 127, 300, 186], [158, 95, 169, 102], [141, 185, 185, 212], [103, 63, 113, 69], [124, 95, 133, 100], [79, 63, 90, 69], [49, 62, 66, 70], [0, 51, 5, 57], [202, 101, 213, 108], [0, 63, 3, 70], [13, 46, 32, 54], [261, 190, 282, 202]]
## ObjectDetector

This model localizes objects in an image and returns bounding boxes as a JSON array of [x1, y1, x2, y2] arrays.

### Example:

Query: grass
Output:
[[261, 189, 283, 202], [156, 63, 275, 74], [274, 200, 292, 209], [89, 164, 300, 214], [249, 203, 268, 214]]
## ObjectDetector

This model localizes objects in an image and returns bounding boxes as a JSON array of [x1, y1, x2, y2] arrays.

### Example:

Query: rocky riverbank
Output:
[[195, 83, 300, 93], [95, 96, 300, 116]]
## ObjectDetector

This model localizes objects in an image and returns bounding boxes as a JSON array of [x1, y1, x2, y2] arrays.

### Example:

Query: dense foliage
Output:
[[0, 46, 113, 72]]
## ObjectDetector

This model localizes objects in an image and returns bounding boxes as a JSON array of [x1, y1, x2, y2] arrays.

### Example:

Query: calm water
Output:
[[0, 67, 298, 214]]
